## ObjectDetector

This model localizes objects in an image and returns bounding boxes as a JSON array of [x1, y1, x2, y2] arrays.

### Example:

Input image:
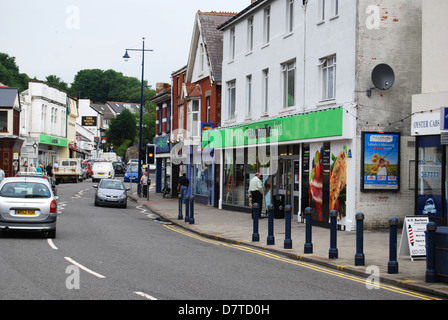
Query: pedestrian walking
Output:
[[28, 163, 37, 172], [36, 163, 43, 173], [46, 163, 53, 177], [177, 173, 189, 203], [140, 171, 149, 197], [249, 172, 263, 219], [0, 167, 5, 182]]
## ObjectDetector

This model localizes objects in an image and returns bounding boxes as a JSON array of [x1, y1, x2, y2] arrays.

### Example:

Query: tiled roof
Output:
[[0, 87, 19, 108], [197, 11, 237, 83]]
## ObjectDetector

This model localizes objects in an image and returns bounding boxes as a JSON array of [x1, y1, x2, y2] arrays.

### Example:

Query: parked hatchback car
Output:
[[92, 161, 115, 182], [0, 177, 58, 238], [93, 179, 129, 208]]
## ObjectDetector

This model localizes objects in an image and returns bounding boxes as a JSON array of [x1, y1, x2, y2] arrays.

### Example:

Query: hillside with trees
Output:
[[0, 52, 157, 158]]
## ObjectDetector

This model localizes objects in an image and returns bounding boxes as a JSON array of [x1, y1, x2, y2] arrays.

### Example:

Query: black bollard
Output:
[[189, 196, 195, 224], [304, 207, 313, 254], [426, 221, 437, 283], [388, 217, 399, 274], [252, 203, 260, 242], [355, 213, 365, 266], [284, 205, 292, 249], [184, 196, 190, 223], [267, 204, 275, 245], [329, 210, 338, 259], [178, 194, 183, 220]]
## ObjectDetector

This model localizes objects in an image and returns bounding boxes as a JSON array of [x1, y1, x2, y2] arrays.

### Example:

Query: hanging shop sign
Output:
[[361, 132, 400, 191], [82, 116, 97, 127]]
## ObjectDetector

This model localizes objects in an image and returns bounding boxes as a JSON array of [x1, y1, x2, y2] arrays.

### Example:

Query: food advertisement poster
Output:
[[307, 142, 348, 226], [362, 132, 400, 191]]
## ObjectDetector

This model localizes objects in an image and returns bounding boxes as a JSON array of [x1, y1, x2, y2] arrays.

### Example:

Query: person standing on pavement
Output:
[[249, 172, 263, 218], [140, 171, 149, 197], [177, 173, 189, 204]]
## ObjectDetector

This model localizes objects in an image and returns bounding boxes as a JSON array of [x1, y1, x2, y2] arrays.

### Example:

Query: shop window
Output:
[[417, 136, 443, 218]]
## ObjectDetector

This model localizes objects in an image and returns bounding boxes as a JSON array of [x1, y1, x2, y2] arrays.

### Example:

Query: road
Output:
[[0, 177, 440, 304]]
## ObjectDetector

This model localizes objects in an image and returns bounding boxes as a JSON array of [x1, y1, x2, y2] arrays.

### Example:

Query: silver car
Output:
[[0, 177, 58, 238], [94, 179, 129, 208]]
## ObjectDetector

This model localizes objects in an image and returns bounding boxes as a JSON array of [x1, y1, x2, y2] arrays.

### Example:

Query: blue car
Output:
[[124, 165, 139, 182]]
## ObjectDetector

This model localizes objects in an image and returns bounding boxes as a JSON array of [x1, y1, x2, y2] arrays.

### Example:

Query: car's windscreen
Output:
[[127, 166, 138, 172], [99, 180, 124, 190], [0, 182, 51, 198]]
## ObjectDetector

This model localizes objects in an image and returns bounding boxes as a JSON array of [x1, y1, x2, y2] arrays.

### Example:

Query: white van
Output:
[[92, 161, 115, 182]]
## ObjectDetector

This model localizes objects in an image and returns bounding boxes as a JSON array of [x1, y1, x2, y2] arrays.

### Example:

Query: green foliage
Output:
[[106, 108, 137, 147], [0, 53, 30, 91], [69, 68, 154, 104], [0, 52, 158, 152], [45, 75, 68, 92]]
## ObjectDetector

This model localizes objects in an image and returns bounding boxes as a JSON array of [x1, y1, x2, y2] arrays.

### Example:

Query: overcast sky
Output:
[[0, 0, 248, 88]]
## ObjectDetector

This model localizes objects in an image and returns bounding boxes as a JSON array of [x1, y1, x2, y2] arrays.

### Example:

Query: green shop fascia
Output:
[[39, 134, 68, 147], [202, 107, 343, 149]]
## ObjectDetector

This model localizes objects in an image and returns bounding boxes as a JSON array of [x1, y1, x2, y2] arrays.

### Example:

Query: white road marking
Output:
[[134, 291, 158, 300], [64, 257, 106, 279], [47, 239, 58, 250]]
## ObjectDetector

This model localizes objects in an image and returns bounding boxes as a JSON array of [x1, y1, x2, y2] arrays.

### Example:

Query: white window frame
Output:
[[320, 55, 336, 101], [262, 69, 269, 114], [227, 80, 236, 120], [318, 0, 325, 22], [200, 43, 205, 72], [287, 0, 294, 33], [246, 75, 252, 116], [282, 60, 296, 108], [178, 105, 184, 133], [247, 16, 254, 52], [331, 0, 339, 17], [263, 6, 271, 44], [230, 27, 236, 60], [187, 99, 201, 137]]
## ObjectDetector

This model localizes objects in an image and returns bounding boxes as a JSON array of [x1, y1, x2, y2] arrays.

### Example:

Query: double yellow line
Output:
[[164, 224, 441, 300]]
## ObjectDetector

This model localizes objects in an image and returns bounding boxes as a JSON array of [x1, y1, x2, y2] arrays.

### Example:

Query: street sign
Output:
[[398, 216, 429, 261]]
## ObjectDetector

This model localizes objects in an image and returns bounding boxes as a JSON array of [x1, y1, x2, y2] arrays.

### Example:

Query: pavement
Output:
[[129, 190, 448, 300]]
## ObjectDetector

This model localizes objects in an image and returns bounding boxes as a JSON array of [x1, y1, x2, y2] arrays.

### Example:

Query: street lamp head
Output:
[[122, 50, 130, 62]]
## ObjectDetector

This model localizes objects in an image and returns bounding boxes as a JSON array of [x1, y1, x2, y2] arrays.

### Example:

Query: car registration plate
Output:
[[16, 210, 36, 215]]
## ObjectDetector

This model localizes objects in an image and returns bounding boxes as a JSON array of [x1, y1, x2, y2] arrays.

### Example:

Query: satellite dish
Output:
[[371, 64, 395, 90]]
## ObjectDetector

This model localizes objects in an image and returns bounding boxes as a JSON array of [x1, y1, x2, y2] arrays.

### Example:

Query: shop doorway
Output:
[[274, 156, 300, 220]]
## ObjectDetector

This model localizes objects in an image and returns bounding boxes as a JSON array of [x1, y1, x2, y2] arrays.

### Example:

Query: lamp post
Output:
[[122, 37, 153, 184]]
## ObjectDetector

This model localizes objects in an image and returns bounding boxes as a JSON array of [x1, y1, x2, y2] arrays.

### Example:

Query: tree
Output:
[[105, 108, 137, 153], [0, 52, 30, 91], [45, 75, 68, 92]]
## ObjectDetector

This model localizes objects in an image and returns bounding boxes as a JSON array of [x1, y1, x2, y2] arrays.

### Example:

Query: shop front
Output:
[[38, 134, 68, 166], [204, 107, 355, 228], [411, 107, 448, 226]]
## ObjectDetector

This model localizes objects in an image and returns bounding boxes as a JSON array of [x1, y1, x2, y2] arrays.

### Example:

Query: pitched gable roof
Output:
[[186, 11, 236, 84], [0, 87, 20, 110]]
